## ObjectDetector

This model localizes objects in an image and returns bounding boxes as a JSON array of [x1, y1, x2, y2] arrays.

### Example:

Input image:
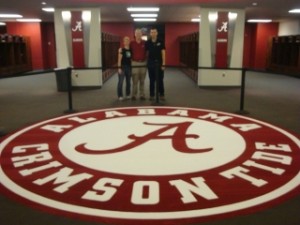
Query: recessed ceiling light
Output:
[[16, 18, 42, 22], [252, 2, 258, 6], [42, 7, 55, 12], [131, 14, 158, 18], [289, 9, 300, 13], [247, 19, 272, 23], [0, 14, 23, 18], [127, 7, 159, 12], [41, 2, 47, 5], [133, 18, 157, 22]]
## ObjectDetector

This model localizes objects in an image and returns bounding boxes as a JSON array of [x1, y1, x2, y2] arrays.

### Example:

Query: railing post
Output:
[[64, 67, 76, 114], [236, 68, 249, 115], [0, 127, 6, 137], [152, 61, 163, 106], [155, 61, 160, 104]]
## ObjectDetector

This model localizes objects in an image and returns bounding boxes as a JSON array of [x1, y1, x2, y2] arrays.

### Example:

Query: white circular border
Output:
[[0, 106, 300, 220]]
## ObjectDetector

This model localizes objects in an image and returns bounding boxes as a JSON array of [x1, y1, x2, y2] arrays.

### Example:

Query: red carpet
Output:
[[0, 106, 300, 225]]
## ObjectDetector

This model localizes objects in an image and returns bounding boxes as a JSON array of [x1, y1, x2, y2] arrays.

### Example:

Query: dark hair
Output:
[[150, 27, 158, 31]]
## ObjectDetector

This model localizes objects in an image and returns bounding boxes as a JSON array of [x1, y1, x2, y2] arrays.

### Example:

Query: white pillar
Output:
[[54, 8, 102, 87], [54, 9, 72, 68], [198, 8, 245, 87]]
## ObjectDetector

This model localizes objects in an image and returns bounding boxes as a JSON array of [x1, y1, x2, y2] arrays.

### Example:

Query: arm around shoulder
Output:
[[117, 48, 123, 73]]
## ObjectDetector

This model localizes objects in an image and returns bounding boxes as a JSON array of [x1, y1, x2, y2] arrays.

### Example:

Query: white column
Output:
[[54, 8, 102, 87], [54, 9, 71, 68], [198, 8, 245, 87]]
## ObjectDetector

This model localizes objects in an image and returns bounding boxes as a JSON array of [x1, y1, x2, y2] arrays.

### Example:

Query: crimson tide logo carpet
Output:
[[0, 107, 300, 225]]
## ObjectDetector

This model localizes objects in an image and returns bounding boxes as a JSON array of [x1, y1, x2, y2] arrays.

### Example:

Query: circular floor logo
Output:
[[0, 107, 300, 225]]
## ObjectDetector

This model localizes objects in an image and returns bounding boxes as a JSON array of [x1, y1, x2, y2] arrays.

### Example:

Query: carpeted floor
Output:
[[0, 69, 299, 225]]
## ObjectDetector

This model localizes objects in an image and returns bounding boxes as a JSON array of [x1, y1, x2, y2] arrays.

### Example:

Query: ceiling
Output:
[[0, 0, 300, 23]]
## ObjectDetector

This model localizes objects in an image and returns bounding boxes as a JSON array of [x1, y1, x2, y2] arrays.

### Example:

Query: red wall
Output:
[[41, 22, 56, 69], [102, 22, 135, 40], [252, 23, 278, 69], [165, 23, 199, 66], [103, 22, 280, 68], [7, 22, 44, 70], [101, 22, 199, 66], [243, 23, 256, 68], [4, 21, 279, 71]]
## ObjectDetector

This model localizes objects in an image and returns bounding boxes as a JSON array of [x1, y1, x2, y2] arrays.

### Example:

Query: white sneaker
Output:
[[119, 97, 124, 101]]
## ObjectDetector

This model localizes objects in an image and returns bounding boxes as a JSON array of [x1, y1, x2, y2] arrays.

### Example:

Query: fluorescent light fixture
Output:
[[0, 14, 22, 18], [62, 11, 71, 20], [289, 9, 300, 13], [208, 12, 218, 21], [131, 14, 158, 17], [82, 11, 91, 22], [228, 12, 238, 20], [42, 7, 55, 12], [191, 18, 201, 22], [16, 18, 42, 22], [0, 22, 6, 26], [133, 18, 157, 22], [127, 7, 159, 12], [247, 19, 272, 23]]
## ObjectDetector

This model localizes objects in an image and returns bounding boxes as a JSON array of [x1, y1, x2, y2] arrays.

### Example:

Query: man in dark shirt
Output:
[[145, 28, 166, 101]]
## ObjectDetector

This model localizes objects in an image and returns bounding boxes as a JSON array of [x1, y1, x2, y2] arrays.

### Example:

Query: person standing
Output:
[[117, 36, 132, 101], [130, 28, 147, 100], [145, 27, 166, 101]]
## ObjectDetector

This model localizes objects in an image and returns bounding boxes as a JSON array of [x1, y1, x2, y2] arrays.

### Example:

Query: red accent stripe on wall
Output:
[[215, 12, 228, 68], [71, 11, 85, 68]]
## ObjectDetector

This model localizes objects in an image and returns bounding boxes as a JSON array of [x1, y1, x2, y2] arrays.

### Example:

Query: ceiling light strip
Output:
[[127, 7, 159, 12], [247, 19, 272, 23], [16, 18, 42, 22], [289, 9, 300, 13], [0, 14, 23, 18], [133, 18, 157, 22], [191, 18, 201, 22], [131, 14, 157, 18], [42, 8, 55, 12]]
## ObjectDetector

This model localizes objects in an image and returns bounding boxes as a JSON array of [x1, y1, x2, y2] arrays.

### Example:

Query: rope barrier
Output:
[[236, 68, 248, 115], [1, 64, 296, 137], [64, 67, 75, 113], [0, 65, 265, 116]]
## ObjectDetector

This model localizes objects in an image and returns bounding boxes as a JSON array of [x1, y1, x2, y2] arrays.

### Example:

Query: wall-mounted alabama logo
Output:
[[0, 107, 300, 225]]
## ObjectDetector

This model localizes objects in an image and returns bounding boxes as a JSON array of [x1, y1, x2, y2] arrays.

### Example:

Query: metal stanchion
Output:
[[0, 127, 6, 137], [64, 67, 76, 114], [152, 61, 163, 106], [155, 61, 160, 104], [236, 68, 249, 115]]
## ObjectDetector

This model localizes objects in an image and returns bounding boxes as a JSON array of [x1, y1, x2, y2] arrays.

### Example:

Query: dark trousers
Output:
[[147, 62, 164, 97]]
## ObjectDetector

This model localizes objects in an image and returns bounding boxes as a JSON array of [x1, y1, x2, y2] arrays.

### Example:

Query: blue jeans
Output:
[[117, 65, 131, 97]]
